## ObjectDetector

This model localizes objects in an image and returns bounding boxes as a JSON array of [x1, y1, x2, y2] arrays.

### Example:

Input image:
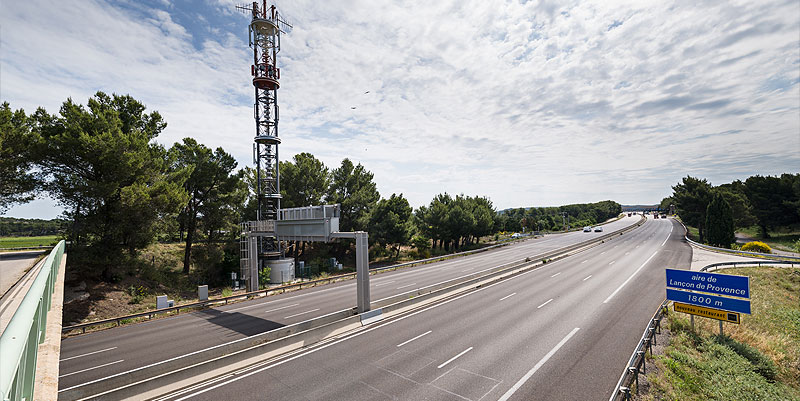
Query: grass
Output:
[[0, 235, 60, 249], [737, 225, 800, 253], [640, 267, 800, 400]]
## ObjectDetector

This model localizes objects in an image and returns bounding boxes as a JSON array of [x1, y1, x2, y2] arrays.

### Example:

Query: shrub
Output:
[[258, 267, 272, 288], [127, 285, 147, 304], [741, 241, 771, 253], [221, 288, 233, 298]]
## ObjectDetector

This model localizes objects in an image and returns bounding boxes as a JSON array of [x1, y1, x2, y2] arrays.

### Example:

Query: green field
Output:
[[0, 235, 60, 249]]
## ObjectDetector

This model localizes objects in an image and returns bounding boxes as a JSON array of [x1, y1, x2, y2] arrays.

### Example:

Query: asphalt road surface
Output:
[[57, 216, 641, 393], [150, 216, 690, 401], [0, 250, 44, 298]]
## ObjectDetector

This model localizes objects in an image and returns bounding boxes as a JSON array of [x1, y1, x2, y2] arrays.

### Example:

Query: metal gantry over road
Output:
[[57, 215, 692, 400]]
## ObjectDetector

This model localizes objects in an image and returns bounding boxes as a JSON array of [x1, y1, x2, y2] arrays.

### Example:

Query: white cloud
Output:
[[2, 0, 798, 219]]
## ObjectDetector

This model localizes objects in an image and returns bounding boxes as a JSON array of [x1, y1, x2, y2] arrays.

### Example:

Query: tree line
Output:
[[665, 174, 800, 247], [0, 217, 66, 237], [1, 92, 623, 283], [498, 200, 623, 233]]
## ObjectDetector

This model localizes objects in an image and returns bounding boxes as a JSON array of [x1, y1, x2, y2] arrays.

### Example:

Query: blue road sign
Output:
[[666, 288, 751, 314], [666, 269, 749, 299]]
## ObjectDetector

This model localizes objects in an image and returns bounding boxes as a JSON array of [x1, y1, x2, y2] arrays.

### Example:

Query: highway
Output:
[[58, 216, 640, 393], [151, 216, 690, 401], [0, 250, 44, 298]]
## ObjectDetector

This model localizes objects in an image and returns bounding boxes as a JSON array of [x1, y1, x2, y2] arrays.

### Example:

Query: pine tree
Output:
[[705, 193, 735, 248]]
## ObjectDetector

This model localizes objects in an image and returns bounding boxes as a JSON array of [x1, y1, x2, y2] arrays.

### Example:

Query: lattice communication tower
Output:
[[236, 1, 292, 258]]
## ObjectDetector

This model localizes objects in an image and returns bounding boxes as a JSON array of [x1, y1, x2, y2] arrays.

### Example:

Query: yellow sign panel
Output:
[[674, 302, 740, 324]]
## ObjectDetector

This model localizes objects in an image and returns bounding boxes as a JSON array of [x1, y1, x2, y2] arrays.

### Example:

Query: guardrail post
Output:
[[637, 351, 646, 374]]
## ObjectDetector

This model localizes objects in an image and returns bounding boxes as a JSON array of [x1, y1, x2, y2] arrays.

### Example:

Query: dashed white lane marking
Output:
[[499, 292, 517, 301], [609, 261, 615, 265], [438, 347, 473, 369], [373, 281, 395, 287], [284, 308, 321, 319], [583, 275, 592, 281], [604, 251, 658, 304], [537, 299, 553, 309], [60, 347, 117, 362], [59, 360, 124, 378], [397, 330, 432, 347], [550, 272, 561, 278], [396, 283, 417, 290], [581, 260, 587, 264], [497, 328, 580, 401], [265, 303, 299, 313]]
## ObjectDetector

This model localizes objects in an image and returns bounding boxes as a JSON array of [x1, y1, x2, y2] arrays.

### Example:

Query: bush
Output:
[[741, 241, 772, 253], [127, 285, 147, 304]]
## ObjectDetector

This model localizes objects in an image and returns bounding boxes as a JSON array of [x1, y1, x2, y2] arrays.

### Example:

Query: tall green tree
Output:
[[705, 192, 735, 248], [672, 176, 712, 241], [368, 193, 413, 258], [0, 103, 39, 213], [280, 152, 330, 208], [170, 138, 241, 274], [326, 158, 380, 232], [29, 92, 185, 276], [744, 175, 798, 238], [715, 181, 756, 228]]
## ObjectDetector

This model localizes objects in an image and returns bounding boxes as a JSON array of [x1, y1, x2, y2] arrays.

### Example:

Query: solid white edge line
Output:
[[499, 292, 517, 301], [537, 299, 553, 309], [437, 347, 473, 369], [497, 327, 580, 401], [284, 308, 320, 319], [59, 360, 125, 378], [59, 347, 117, 362], [397, 330, 432, 347], [603, 251, 658, 304]]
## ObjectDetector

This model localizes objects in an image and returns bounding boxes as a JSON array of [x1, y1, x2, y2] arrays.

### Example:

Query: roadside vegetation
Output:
[[664, 174, 800, 251], [638, 267, 800, 401]]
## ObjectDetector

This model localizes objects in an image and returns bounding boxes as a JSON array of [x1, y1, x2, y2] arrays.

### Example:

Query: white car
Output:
[[583, 226, 592, 232], [594, 226, 603, 232]]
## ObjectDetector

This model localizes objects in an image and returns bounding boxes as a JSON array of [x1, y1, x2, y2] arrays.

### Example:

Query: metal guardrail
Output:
[[61, 234, 547, 334], [0, 240, 65, 401], [609, 299, 667, 401], [63, 216, 644, 335], [610, 257, 798, 400]]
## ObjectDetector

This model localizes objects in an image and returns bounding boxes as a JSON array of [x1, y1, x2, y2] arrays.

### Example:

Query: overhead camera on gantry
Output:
[[235, 2, 372, 313]]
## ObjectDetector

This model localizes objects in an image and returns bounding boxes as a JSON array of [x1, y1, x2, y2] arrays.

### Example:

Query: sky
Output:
[[2, 0, 799, 220]]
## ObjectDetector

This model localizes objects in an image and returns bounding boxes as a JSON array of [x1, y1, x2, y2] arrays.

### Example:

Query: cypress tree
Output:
[[705, 193, 735, 248]]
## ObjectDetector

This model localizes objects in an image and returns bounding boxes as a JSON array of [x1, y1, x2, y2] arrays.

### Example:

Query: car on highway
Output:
[[660, 214, 667, 218], [594, 226, 603, 232], [583, 226, 592, 232]]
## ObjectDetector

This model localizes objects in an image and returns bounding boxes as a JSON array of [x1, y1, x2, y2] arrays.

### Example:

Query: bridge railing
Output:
[[0, 240, 65, 401]]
